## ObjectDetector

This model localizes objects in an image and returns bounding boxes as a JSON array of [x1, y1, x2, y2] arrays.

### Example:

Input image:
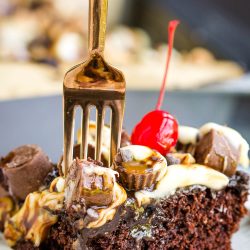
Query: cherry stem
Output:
[[156, 20, 180, 110]]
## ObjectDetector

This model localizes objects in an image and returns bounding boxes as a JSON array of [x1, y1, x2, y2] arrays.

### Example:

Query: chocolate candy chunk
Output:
[[166, 153, 195, 165], [195, 129, 239, 176], [65, 159, 84, 208], [0, 145, 53, 200], [165, 154, 181, 166], [65, 159, 115, 208], [0, 168, 9, 198]]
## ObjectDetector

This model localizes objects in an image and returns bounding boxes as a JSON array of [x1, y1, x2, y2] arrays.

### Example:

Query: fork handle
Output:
[[88, 0, 108, 54]]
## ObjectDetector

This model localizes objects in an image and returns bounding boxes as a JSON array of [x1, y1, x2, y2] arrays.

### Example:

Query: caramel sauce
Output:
[[122, 161, 153, 174]]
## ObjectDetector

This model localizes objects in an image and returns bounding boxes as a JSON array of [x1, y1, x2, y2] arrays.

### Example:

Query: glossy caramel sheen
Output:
[[121, 159, 156, 174]]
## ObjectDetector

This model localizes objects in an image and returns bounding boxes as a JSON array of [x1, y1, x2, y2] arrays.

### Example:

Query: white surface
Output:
[[232, 216, 250, 249]]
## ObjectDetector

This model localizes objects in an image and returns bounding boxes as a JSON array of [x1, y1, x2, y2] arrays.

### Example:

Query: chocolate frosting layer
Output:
[[0, 145, 53, 200]]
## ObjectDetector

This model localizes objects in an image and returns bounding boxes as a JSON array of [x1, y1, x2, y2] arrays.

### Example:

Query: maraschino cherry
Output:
[[131, 20, 179, 155]]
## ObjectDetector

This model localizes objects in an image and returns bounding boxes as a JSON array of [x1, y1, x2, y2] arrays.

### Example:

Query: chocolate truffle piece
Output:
[[114, 145, 167, 191], [0, 145, 53, 200], [195, 129, 240, 176], [65, 159, 116, 208]]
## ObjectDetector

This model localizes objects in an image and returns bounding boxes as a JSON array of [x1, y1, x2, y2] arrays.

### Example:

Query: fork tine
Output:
[[64, 100, 75, 176], [63, 0, 125, 175], [110, 100, 125, 165], [81, 104, 90, 160], [96, 103, 105, 161]]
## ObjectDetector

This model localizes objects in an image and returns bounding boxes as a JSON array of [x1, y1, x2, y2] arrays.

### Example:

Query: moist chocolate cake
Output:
[[0, 122, 249, 250]]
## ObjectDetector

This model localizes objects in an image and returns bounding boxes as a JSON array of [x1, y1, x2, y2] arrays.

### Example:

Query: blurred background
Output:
[[0, 0, 250, 160]]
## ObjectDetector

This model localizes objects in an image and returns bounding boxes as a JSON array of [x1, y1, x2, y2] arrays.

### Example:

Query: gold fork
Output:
[[63, 0, 126, 175]]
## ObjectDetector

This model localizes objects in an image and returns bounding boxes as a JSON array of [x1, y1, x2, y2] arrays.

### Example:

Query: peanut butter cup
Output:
[[114, 145, 167, 191]]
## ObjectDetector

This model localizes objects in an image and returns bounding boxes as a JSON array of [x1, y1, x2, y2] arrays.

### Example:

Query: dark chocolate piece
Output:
[[65, 159, 85, 208], [0, 145, 53, 200], [195, 129, 239, 176], [165, 153, 181, 165]]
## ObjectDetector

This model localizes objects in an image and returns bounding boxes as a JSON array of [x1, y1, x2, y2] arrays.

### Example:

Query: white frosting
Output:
[[82, 161, 118, 181], [121, 145, 154, 161], [135, 164, 229, 206], [55, 178, 65, 193], [199, 123, 249, 167], [178, 126, 199, 145]]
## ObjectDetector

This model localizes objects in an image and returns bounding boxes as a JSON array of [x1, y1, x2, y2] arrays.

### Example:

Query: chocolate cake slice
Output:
[[47, 171, 248, 250], [2, 123, 249, 250]]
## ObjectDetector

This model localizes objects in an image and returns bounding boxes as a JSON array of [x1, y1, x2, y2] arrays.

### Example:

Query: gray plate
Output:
[[0, 92, 250, 162]]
